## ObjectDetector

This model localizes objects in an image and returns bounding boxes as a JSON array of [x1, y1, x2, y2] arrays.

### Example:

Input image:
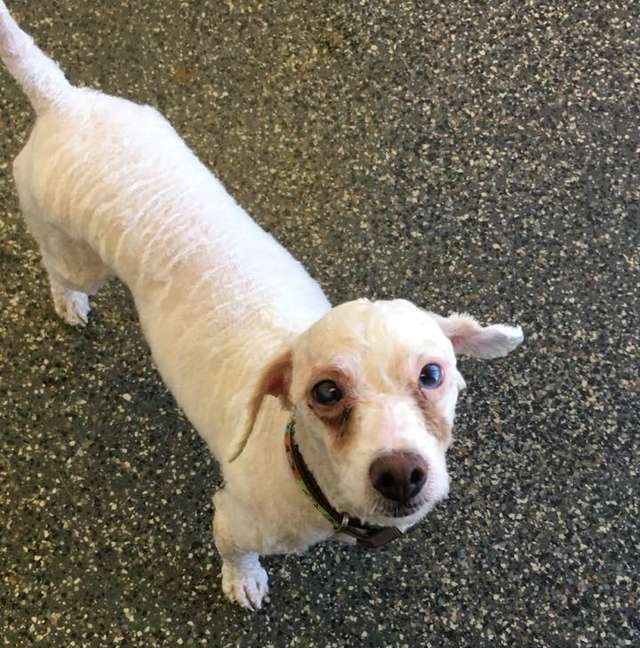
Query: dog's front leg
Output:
[[212, 491, 269, 610]]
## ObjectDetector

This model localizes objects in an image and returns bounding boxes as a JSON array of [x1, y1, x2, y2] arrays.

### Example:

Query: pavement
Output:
[[0, 1, 638, 646]]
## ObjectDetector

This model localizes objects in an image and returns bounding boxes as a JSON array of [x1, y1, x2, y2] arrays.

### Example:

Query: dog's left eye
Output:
[[311, 380, 343, 405], [419, 363, 443, 389]]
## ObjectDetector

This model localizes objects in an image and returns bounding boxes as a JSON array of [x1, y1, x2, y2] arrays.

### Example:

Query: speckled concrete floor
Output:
[[0, 1, 638, 646]]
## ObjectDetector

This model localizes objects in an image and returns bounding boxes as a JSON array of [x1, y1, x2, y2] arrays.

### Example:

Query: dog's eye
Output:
[[419, 363, 443, 389], [311, 380, 343, 405]]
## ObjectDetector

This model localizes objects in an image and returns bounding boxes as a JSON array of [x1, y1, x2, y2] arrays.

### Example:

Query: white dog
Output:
[[0, 2, 523, 609]]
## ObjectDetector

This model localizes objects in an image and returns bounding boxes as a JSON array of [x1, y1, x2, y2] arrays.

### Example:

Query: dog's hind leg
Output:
[[17, 201, 111, 326], [13, 155, 111, 326], [45, 261, 93, 327], [37, 226, 111, 327], [39, 233, 111, 326]]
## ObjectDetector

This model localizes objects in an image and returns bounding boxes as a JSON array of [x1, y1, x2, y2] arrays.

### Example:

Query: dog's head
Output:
[[234, 299, 523, 528]]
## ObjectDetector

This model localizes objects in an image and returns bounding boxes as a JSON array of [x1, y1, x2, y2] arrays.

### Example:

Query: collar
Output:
[[284, 419, 403, 548]]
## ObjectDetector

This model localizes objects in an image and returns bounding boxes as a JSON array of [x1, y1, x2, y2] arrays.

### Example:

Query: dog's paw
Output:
[[221, 561, 269, 610], [54, 290, 91, 326]]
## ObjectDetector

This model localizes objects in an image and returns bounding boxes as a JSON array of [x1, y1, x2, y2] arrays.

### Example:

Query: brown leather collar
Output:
[[284, 420, 403, 548]]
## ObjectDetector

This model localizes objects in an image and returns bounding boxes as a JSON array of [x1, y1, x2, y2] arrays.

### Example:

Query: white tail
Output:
[[0, 1, 73, 114]]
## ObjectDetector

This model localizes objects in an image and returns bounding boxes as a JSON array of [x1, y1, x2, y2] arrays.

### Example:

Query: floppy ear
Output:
[[228, 349, 293, 462], [432, 312, 524, 359]]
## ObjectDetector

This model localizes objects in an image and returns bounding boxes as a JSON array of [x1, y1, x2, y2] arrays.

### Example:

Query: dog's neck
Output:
[[289, 413, 347, 515]]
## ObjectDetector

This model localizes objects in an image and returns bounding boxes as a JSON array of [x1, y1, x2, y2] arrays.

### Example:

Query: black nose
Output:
[[369, 452, 428, 504]]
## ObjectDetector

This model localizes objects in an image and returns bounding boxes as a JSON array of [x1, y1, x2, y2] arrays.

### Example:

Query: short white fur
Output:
[[0, 2, 524, 609]]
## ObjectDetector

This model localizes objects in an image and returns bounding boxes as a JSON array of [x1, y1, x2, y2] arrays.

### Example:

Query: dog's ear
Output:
[[432, 312, 523, 359], [228, 349, 293, 462]]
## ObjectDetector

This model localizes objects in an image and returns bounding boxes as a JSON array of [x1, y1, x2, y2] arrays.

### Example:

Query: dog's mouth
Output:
[[371, 495, 430, 520]]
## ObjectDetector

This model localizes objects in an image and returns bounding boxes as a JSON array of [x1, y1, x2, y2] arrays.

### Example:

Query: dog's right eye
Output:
[[311, 380, 343, 405]]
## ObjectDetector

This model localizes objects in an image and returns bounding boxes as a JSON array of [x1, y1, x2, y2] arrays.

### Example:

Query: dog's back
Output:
[[1, 1, 330, 457]]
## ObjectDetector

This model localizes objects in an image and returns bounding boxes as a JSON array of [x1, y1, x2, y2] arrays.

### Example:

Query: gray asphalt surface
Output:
[[1, 1, 638, 646]]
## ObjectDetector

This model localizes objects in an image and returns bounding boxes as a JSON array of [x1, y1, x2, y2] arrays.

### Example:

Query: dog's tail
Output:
[[0, 1, 73, 114]]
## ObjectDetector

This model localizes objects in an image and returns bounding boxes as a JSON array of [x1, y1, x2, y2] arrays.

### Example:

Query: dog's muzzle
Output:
[[369, 451, 428, 505]]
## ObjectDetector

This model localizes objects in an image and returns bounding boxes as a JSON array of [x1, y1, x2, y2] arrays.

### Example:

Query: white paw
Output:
[[221, 561, 269, 610], [54, 291, 91, 326]]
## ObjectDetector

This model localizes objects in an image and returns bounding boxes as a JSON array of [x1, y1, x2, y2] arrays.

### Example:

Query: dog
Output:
[[0, 2, 523, 609]]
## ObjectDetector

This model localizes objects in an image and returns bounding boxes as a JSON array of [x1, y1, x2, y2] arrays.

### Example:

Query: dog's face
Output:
[[288, 299, 459, 526], [235, 299, 523, 528]]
